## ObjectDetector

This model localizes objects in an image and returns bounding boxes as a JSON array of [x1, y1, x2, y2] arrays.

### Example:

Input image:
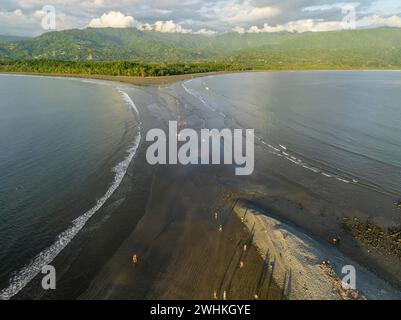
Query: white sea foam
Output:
[[184, 83, 359, 186], [182, 81, 195, 97], [0, 90, 141, 300], [183, 78, 361, 189], [256, 135, 360, 187], [119, 89, 140, 116], [336, 177, 350, 183], [182, 81, 216, 112]]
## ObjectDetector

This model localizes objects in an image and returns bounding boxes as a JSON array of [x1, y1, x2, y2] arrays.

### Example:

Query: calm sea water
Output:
[[184, 71, 401, 197], [0, 75, 140, 298], [2, 71, 401, 298]]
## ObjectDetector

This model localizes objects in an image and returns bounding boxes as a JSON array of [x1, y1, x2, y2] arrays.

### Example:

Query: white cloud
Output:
[[33, 9, 46, 19], [87, 11, 216, 34], [206, 0, 280, 24], [88, 11, 139, 28], [226, 1, 279, 23], [244, 19, 346, 33], [194, 28, 217, 35], [0, 9, 44, 36], [235, 13, 401, 34], [232, 26, 246, 34], [361, 0, 401, 16], [303, 2, 360, 12], [141, 20, 192, 33], [140, 20, 216, 34], [362, 14, 401, 27], [2, 1, 401, 36], [13, 9, 23, 17]]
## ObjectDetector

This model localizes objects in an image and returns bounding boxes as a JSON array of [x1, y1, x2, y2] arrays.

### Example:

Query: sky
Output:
[[1, 0, 401, 36]]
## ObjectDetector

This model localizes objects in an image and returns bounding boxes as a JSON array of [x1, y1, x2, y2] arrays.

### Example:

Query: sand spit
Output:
[[0, 71, 239, 86], [234, 200, 401, 300]]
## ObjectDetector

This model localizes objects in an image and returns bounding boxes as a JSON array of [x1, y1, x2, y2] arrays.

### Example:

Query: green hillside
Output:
[[231, 28, 401, 69], [0, 27, 298, 61], [0, 28, 203, 61], [1, 27, 401, 75]]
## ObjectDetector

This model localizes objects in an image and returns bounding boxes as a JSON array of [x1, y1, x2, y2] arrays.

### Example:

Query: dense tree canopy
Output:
[[1, 27, 401, 76], [0, 60, 249, 77]]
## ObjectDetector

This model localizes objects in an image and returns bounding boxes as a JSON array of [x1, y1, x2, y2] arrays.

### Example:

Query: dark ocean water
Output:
[[183, 71, 401, 197], [0, 75, 140, 298], [2, 71, 401, 299]]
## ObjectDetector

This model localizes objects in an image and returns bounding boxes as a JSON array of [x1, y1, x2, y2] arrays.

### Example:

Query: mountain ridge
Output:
[[1, 27, 401, 71]]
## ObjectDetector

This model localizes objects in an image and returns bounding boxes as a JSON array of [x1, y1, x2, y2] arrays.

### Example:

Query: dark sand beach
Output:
[[13, 73, 401, 300], [15, 80, 284, 300], [0, 71, 241, 86]]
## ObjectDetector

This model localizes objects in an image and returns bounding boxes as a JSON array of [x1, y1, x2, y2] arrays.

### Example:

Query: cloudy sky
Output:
[[1, 0, 401, 36]]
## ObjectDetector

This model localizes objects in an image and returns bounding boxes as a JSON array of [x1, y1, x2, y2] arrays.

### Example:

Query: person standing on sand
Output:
[[132, 254, 138, 265]]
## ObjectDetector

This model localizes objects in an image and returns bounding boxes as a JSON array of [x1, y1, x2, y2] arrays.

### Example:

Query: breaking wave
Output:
[[0, 89, 141, 300]]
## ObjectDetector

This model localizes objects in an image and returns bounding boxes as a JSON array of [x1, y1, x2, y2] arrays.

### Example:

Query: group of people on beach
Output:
[[129, 207, 254, 299], [212, 210, 253, 299]]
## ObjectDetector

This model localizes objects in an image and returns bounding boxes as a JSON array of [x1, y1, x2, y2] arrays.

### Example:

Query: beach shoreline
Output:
[[234, 200, 401, 300], [8, 71, 401, 300], [2, 67, 401, 87], [0, 71, 240, 86], [14, 81, 285, 300]]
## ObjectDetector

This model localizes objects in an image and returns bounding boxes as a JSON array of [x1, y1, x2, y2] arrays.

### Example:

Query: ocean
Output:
[[1, 70, 401, 299], [0, 75, 140, 299], [183, 71, 401, 197]]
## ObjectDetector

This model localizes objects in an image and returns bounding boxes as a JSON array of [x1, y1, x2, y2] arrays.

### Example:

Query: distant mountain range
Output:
[[1, 27, 401, 69], [0, 35, 29, 41]]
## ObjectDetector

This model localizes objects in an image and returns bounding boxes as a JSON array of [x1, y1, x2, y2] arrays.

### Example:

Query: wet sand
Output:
[[15, 82, 283, 300], [14, 74, 401, 299], [234, 200, 400, 300], [80, 164, 283, 300], [0, 71, 241, 86]]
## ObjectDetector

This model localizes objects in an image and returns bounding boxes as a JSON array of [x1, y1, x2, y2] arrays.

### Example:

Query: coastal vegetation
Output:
[[0, 60, 249, 77], [1, 27, 401, 76]]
